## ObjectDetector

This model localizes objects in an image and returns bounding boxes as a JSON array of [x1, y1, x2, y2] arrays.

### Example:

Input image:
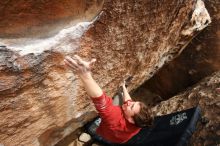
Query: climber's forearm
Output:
[[122, 85, 132, 102], [79, 73, 103, 98]]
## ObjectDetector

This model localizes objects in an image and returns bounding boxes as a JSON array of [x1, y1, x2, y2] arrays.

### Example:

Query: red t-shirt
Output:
[[92, 92, 141, 144]]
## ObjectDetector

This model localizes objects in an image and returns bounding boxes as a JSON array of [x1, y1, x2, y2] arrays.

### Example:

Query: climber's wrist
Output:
[[79, 72, 93, 80]]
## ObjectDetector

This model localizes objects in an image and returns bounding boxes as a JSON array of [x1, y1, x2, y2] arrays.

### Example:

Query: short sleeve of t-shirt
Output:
[[91, 92, 141, 143], [91, 92, 122, 126]]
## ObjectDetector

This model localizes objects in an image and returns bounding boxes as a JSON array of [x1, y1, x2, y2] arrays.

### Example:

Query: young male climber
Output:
[[64, 55, 153, 145]]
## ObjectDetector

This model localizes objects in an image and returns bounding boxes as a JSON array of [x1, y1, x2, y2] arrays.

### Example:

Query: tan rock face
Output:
[[0, 0, 214, 146]]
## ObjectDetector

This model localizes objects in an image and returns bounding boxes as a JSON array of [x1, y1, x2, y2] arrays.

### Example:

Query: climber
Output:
[[64, 55, 153, 145]]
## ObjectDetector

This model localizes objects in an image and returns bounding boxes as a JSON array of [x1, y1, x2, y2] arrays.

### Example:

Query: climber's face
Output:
[[122, 100, 141, 124]]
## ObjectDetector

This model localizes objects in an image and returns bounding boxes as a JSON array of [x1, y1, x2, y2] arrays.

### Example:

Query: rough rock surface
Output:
[[134, 0, 220, 101], [0, 0, 213, 146]]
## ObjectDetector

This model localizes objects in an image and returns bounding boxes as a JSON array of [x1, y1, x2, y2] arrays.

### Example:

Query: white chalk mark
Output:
[[0, 16, 98, 55]]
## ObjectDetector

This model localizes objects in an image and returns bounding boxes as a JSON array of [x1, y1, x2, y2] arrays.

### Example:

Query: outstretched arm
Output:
[[64, 55, 103, 98], [122, 81, 132, 102]]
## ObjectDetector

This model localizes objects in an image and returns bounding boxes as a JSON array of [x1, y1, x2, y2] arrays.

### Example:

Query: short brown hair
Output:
[[133, 102, 154, 128]]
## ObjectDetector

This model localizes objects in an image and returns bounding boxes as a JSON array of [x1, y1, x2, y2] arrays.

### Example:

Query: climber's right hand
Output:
[[64, 55, 96, 77]]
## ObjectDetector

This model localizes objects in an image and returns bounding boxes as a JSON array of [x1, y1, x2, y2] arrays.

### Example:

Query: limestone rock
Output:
[[0, 0, 214, 146]]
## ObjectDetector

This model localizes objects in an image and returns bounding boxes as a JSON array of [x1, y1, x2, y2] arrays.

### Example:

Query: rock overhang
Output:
[[0, 0, 216, 146], [0, 0, 104, 55]]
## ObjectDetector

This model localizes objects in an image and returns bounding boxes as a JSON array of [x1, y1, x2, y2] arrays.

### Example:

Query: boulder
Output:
[[0, 0, 214, 146]]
